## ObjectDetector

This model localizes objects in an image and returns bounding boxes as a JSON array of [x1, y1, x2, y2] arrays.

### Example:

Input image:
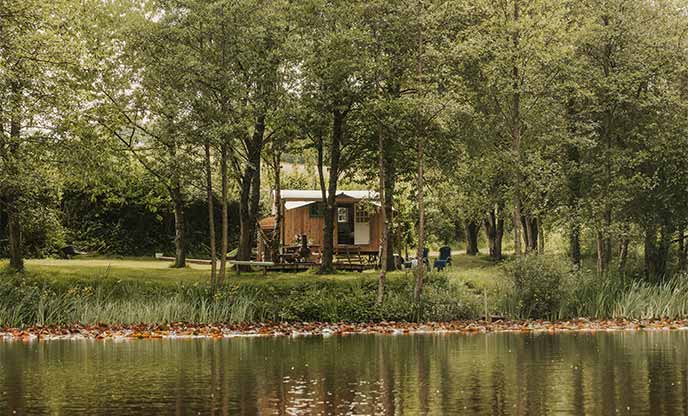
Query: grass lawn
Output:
[[4, 252, 504, 288]]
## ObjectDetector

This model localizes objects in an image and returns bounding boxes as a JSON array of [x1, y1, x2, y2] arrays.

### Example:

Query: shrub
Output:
[[499, 255, 572, 319]]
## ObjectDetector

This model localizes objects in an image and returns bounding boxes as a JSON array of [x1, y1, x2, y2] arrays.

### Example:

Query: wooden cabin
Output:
[[258, 189, 383, 262]]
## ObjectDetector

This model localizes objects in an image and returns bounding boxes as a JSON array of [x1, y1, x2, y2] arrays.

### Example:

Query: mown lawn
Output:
[[4, 252, 504, 289]]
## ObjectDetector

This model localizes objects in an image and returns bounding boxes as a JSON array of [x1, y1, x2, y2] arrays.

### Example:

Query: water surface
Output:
[[2, 331, 688, 415]]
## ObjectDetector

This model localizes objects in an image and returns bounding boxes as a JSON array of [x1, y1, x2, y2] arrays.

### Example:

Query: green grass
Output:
[[443, 254, 504, 290], [0, 254, 503, 327], [12, 253, 504, 288]]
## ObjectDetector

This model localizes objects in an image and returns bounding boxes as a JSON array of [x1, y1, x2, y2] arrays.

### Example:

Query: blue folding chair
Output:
[[433, 246, 452, 271]]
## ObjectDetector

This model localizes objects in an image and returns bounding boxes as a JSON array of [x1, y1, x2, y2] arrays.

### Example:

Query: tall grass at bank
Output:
[[498, 255, 688, 320], [0, 268, 481, 327]]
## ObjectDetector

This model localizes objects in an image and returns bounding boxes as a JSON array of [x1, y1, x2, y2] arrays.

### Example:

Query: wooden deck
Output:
[[157, 256, 374, 273]]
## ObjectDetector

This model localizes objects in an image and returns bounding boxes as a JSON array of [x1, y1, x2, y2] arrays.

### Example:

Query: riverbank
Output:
[[4, 318, 688, 340], [4, 257, 688, 328]]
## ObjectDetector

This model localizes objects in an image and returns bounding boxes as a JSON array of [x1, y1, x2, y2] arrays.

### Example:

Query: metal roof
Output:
[[278, 189, 379, 200]]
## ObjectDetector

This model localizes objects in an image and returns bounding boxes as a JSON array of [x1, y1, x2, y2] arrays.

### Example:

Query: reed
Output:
[[0, 270, 480, 327]]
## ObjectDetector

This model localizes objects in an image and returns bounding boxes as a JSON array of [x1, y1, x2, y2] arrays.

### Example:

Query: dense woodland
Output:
[[1, 0, 687, 294]]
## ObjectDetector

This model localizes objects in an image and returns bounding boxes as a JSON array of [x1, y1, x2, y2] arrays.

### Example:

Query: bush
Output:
[[499, 255, 573, 319]]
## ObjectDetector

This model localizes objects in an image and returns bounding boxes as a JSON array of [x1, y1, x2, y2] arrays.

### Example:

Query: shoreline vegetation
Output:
[[3, 256, 688, 332], [4, 319, 688, 341]]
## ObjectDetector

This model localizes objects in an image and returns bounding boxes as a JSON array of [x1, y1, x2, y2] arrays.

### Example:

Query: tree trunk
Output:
[[319, 110, 345, 274], [537, 218, 544, 254], [484, 217, 495, 258], [618, 238, 629, 275], [530, 217, 539, 253], [413, 0, 426, 308], [413, 135, 425, 305], [570, 222, 581, 269], [510, 0, 524, 258], [171, 186, 186, 269], [522, 215, 532, 253], [643, 223, 673, 282], [495, 213, 504, 260], [484, 207, 504, 260], [384, 158, 396, 271], [376, 128, 388, 305], [6, 108, 23, 272], [219, 142, 229, 283], [237, 115, 266, 266], [678, 229, 686, 273], [204, 141, 217, 286], [465, 220, 479, 256], [596, 231, 607, 275], [8, 210, 23, 272], [644, 225, 658, 281], [596, 209, 612, 274], [271, 150, 282, 262]]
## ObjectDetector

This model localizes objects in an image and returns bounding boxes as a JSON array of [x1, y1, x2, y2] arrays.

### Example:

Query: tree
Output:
[[0, 0, 83, 271], [459, 0, 572, 257], [567, 0, 688, 276], [294, 0, 374, 274]]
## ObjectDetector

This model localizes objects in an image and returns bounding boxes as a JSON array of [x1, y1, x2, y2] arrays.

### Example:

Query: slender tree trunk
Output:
[[678, 228, 686, 273], [384, 159, 396, 271], [7, 210, 23, 272], [643, 223, 673, 282], [495, 212, 504, 260], [510, 0, 524, 257], [5, 114, 23, 272], [376, 128, 388, 305], [413, 0, 426, 307], [271, 151, 282, 262], [644, 225, 659, 281], [171, 186, 186, 269], [530, 217, 539, 253], [522, 215, 532, 253], [537, 218, 544, 254], [570, 221, 581, 268], [596, 231, 607, 275], [618, 238, 629, 275], [204, 141, 217, 286], [413, 136, 425, 305], [465, 220, 479, 256], [484, 215, 496, 258], [597, 209, 612, 274], [315, 134, 332, 272], [320, 110, 345, 274], [219, 143, 229, 283]]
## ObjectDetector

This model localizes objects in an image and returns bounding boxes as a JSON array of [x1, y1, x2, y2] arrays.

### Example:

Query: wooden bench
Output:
[[229, 260, 275, 275]]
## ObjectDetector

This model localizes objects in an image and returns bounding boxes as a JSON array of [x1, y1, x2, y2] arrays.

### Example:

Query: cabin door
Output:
[[336, 205, 354, 245], [354, 204, 371, 245]]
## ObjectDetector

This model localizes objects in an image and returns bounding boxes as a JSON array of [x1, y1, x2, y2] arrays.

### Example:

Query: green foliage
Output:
[[0, 269, 480, 327], [499, 256, 573, 319]]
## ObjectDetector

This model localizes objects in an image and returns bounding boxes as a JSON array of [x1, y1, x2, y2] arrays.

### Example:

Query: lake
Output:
[[1, 331, 688, 415]]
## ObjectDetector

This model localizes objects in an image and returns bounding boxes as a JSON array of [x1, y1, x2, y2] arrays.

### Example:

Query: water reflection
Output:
[[1, 331, 688, 415]]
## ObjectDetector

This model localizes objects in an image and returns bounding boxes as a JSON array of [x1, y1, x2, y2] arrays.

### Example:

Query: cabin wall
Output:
[[282, 201, 382, 253], [283, 206, 325, 247]]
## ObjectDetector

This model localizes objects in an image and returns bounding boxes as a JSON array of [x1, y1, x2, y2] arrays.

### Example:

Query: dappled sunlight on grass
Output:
[[17, 254, 505, 290]]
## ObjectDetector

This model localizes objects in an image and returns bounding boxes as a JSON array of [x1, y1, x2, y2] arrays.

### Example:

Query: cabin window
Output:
[[309, 202, 325, 218], [337, 207, 349, 223], [355, 206, 370, 223]]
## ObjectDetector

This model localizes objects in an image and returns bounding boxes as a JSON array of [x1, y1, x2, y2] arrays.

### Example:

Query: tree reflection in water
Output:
[[1, 331, 688, 415]]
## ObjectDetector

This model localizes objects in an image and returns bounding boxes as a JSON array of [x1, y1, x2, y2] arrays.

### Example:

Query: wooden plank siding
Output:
[[280, 199, 382, 253]]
